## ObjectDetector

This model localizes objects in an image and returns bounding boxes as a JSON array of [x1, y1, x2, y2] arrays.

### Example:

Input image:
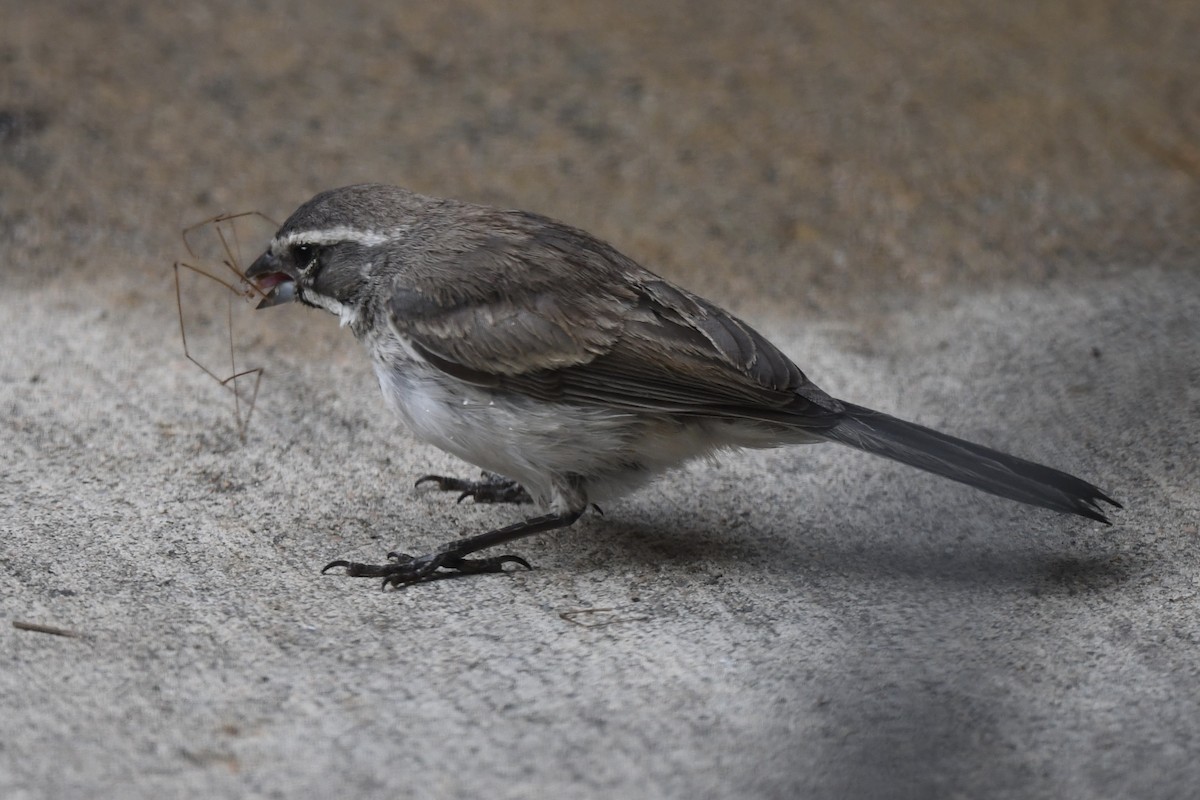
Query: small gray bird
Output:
[[244, 184, 1119, 587]]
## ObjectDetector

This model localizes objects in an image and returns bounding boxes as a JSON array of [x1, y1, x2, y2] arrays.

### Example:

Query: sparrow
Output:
[[243, 184, 1119, 587]]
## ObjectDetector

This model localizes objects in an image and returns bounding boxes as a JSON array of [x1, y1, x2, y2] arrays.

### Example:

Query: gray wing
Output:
[[387, 215, 843, 426]]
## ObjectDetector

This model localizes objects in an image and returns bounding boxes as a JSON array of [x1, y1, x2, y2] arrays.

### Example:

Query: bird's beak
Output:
[[245, 250, 297, 309]]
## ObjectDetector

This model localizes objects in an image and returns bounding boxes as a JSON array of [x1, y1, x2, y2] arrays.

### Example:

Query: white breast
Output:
[[367, 333, 815, 509]]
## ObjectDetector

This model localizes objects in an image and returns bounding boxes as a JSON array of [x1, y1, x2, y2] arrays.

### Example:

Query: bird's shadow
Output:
[[577, 513, 1140, 596]]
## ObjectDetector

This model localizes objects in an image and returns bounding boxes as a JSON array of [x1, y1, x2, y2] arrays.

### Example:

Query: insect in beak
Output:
[[245, 251, 297, 308]]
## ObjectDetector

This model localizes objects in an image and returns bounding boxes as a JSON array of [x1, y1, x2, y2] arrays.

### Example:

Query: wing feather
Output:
[[386, 214, 843, 427]]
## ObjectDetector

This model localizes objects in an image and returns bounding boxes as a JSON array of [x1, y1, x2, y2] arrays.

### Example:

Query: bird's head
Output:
[[245, 184, 431, 328]]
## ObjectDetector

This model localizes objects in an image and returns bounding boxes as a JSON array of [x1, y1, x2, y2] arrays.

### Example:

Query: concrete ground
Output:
[[2, 1, 1198, 798]]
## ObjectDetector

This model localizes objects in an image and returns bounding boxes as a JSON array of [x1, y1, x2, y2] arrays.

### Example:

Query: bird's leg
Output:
[[322, 509, 583, 588], [415, 470, 532, 505]]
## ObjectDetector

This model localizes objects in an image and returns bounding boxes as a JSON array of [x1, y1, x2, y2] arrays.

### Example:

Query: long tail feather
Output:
[[820, 402, 1121, 523]]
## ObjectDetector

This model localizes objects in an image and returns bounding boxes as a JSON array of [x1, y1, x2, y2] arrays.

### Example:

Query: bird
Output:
[[243, 183, 1120, 588]]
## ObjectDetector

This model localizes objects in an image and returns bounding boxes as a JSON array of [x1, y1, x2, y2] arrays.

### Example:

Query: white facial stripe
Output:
[[275, 227, 391, 250], [301, 287, 360, 328]]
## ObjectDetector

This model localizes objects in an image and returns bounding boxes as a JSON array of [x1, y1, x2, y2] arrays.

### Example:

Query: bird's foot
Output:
[[322, 550, 532, 589], [415, 471, 532, 505]]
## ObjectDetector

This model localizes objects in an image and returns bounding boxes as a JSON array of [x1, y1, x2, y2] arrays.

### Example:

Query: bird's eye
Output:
[[293, 244, 318, 268]]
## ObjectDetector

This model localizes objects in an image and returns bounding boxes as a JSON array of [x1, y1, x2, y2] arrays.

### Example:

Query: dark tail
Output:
[[820, 402, 1121, 523]]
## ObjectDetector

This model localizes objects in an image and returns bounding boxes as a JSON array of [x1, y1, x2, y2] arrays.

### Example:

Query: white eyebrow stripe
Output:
[[276, 227, 391, 249]]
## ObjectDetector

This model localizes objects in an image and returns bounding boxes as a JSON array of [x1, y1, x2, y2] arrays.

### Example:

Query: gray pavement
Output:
[[2, 2, 1198, 798]]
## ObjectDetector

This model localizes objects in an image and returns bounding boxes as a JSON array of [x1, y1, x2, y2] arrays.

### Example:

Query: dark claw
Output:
[[415, 475, 470, 492], [323, 509, 576, 591], [323, 550, 533, 588], [322, 558, 406, 578], [321, 559, 351, 575], [415, 472, 533, 505], [450, 554, 532, 573]]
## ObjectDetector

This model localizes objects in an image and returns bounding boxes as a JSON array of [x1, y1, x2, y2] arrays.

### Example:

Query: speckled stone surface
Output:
[[2, 2, 1198, 798]]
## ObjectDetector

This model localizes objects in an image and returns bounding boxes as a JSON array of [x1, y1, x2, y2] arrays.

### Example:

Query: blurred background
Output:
[[4, 0, 1196, 310]]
